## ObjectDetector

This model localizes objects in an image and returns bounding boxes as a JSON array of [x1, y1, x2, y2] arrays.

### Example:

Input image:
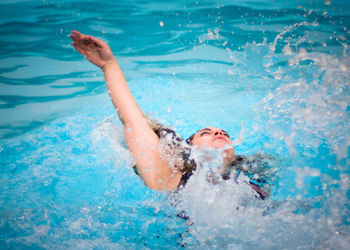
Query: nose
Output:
[[214, 131, 223, 136]]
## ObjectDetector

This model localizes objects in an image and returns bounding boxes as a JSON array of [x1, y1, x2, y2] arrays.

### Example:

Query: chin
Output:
[[211, 141, 229, 149]]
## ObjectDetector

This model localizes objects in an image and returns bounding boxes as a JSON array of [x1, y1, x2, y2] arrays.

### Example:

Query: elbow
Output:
[[145, 182, 169, 191], [144, 178, 177, 191]]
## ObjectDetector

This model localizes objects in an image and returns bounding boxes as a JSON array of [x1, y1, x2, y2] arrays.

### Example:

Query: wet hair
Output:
[[185, 133, 196, 145], [147, 117, 196, 174]]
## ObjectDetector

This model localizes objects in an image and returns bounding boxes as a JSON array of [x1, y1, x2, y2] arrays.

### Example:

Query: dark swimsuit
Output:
[[177, 155, 268, 199]]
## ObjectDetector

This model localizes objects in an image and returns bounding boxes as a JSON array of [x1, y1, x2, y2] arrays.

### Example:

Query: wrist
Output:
[[102, 60, 118, 72]]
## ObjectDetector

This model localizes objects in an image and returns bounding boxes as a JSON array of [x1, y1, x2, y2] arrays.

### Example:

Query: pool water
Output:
[[1, 0, 349, 249]]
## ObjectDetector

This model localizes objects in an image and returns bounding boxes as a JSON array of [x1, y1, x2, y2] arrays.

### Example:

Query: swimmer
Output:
[[70, 30, 268, 198]]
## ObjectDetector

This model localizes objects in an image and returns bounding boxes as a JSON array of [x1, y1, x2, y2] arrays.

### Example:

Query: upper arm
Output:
[[124, 120, 182, 191]]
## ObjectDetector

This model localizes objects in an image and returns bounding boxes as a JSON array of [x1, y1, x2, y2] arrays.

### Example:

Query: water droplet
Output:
[[282, 43, 293, 55], [340, 64, 347, 72]]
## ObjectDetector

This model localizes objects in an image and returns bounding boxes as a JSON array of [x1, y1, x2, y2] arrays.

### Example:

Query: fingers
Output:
[[70, 30, 91, 51], [70, 30, 84, 40], [70, 30, 91, 44], [72, 41, 86, 56], [86, 35, 105, 49], [70, 30, 106, 49], [70, 33, 95, 48]]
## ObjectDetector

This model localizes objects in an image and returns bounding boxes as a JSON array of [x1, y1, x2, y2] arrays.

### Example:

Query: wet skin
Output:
[[191, 127, 236, 165]]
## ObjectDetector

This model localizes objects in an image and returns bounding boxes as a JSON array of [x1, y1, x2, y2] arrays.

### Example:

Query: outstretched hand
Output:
[[70, 30, 115, 69]]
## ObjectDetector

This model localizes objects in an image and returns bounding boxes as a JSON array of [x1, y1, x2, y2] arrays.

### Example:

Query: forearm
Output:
[[103, 60, 146, 127]]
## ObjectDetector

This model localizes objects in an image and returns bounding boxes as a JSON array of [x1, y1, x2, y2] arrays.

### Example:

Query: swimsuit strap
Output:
[[177, 171, 193, 188]]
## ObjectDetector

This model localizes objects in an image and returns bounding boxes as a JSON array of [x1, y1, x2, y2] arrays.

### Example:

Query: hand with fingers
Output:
[[70, 30, 116, 70]]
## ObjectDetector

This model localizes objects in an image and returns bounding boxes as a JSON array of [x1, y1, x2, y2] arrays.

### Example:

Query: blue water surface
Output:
[[0, 0, 349, 249]]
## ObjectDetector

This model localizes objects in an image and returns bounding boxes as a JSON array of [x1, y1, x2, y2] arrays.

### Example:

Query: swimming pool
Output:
[[1, 0, 349, 248]]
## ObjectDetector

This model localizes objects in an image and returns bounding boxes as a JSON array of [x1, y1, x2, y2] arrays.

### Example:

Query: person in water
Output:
[[70, 30, 268, 198]]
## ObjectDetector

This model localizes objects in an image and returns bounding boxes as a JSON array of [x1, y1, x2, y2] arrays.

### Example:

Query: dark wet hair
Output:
[[185, 133, 196, 145], [150, 123, 196, 174]]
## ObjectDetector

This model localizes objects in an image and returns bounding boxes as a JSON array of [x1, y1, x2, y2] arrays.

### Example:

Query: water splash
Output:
[[169, 149, 349, 249], [260, 51, 350, 160], [91, 115, 134, 166]]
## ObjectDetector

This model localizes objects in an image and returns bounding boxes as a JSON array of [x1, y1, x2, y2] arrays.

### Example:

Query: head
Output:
[[187, 127, 236, 164]]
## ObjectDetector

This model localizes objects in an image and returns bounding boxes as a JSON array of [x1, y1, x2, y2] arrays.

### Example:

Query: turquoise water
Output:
[[1, 0, 349, 248]]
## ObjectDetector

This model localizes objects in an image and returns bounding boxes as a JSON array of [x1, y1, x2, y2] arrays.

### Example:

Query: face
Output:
[[191, 127, 232, 149], [191, 127, 236, 164]]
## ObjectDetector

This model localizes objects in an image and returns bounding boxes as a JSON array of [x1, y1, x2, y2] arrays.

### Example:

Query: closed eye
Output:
[[200, 131, 210, 136]]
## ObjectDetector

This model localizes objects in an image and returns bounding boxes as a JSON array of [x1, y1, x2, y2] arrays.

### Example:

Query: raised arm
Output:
[[70, 30, 181, 190]]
